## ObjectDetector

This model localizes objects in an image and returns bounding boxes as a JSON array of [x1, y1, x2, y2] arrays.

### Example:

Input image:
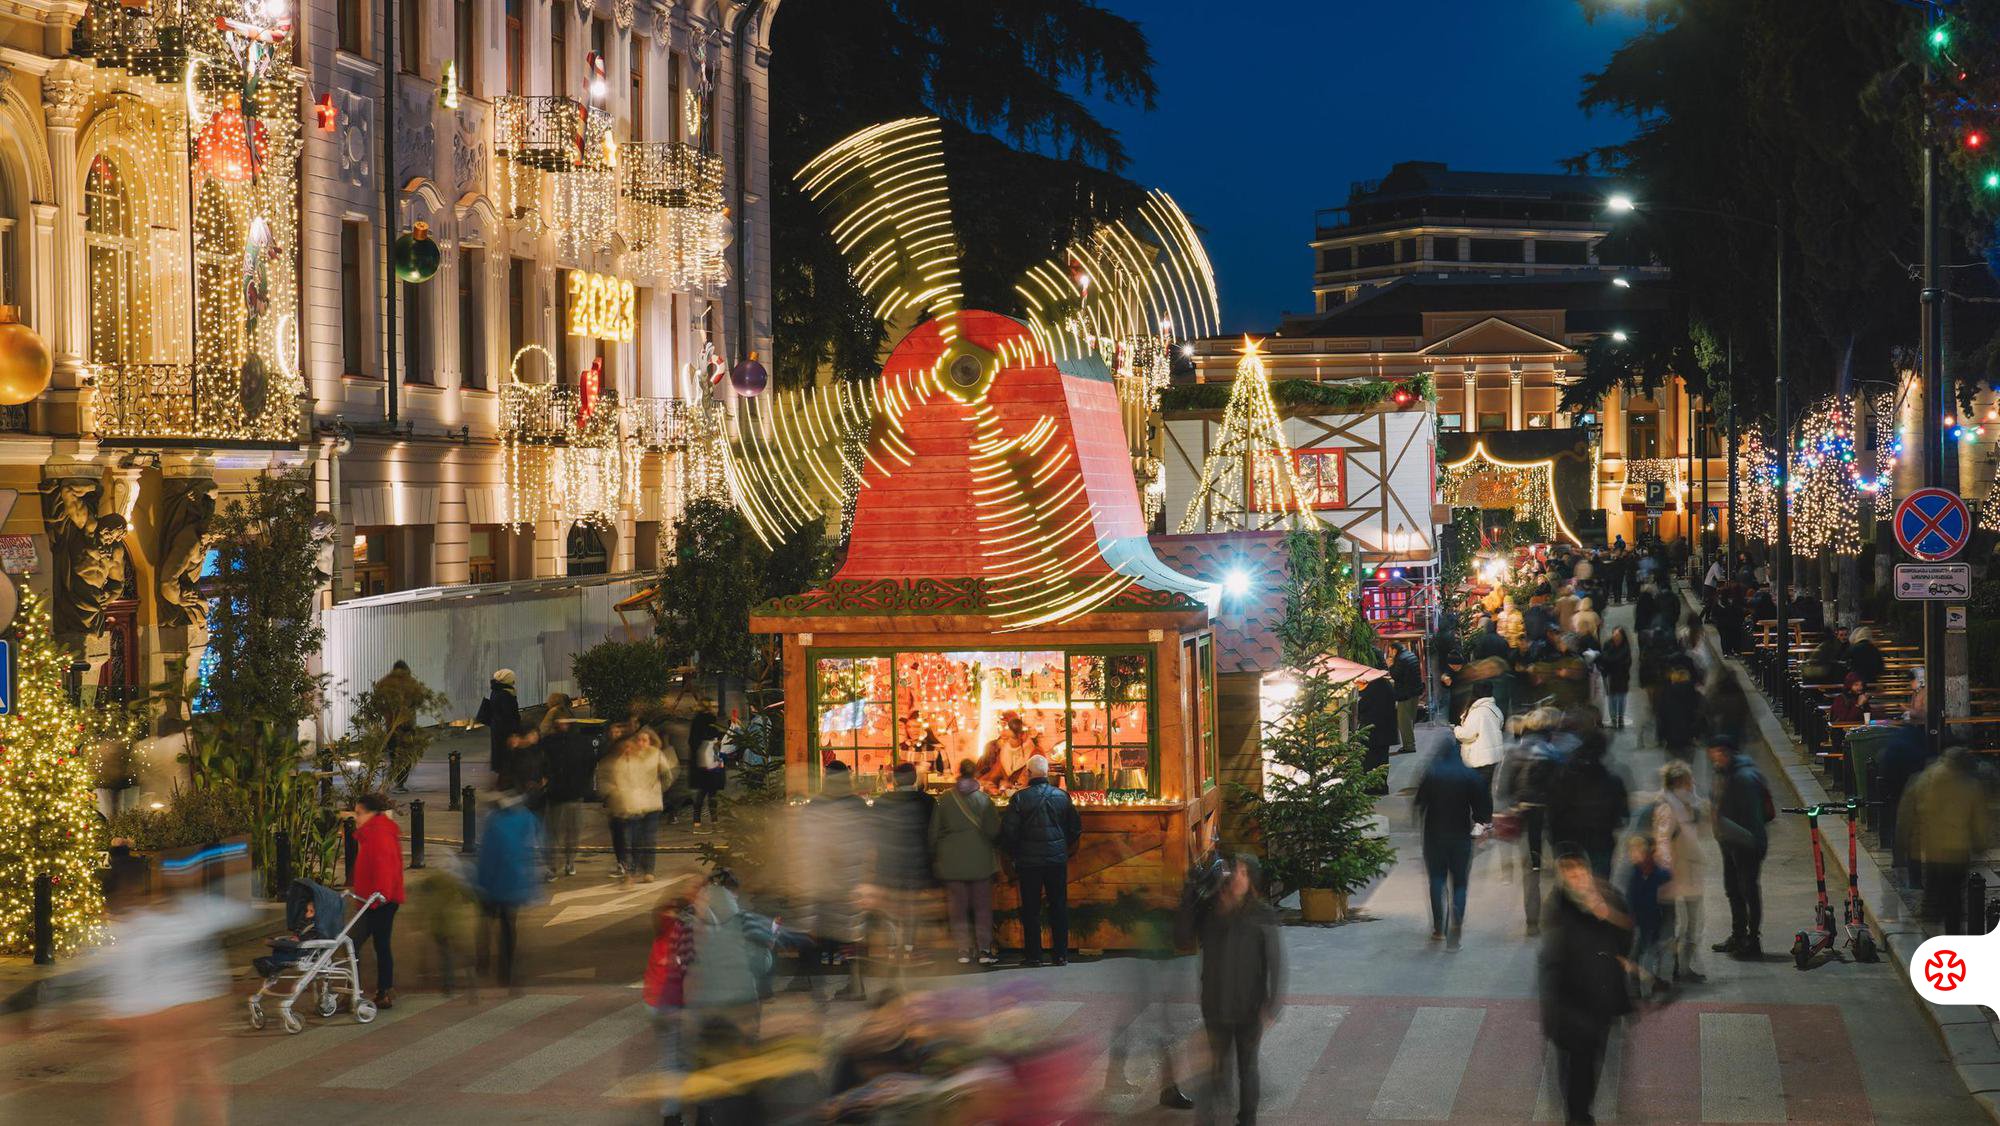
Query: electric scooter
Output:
[[1782, 798, 1879, 969]]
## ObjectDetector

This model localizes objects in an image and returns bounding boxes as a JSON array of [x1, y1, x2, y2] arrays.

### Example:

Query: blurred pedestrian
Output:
[[795, 762, 871, 1001], [407, 859, 479, 998], [1623, 834, 1671, 992], [1879, 708, 1934, 885], [349, 792, 405, 1009], [684, 878, 767, 1124], [597, 730, 676, 882], [1539, 851, 1633, 1126], [1654, 662, 1702, 762], [1547, 723, 1628, 879], [1652, 761, 1708, 982], [1001, 754, 1082, 966], [1497, 707, 1566, 934], [1571, 598, 1601, 649], [475, 787, 543, 988], [644, 893, 696, 1126], [1358, 667, 1398, 774], [689, 709, 727, 834], [1390, 639, 1424, 753], [1197, 855, 1282, 1126], [874, 761, 934, 959], [930, 758, 1000, 965], [1707, 737, 1772, 960], [1452, 680, 1505, 791], [1846, 626, 1886, 686], [1703, 663, 1752, 751], [374, 659, 428, 792], [1415, 727, 1493, 949], [1597, 628, 1632, 729], [477, 668, 523, 782], [1901, 746, 1991, 934], [542, 715, 596, 878], [80, 866, 253, 1126]]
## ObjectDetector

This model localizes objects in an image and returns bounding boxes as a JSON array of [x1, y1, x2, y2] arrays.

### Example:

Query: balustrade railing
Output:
[[92, 361, 301, 444]]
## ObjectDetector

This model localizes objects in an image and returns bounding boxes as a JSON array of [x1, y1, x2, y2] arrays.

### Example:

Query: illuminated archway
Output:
[[1438, 439, 1580, 546]]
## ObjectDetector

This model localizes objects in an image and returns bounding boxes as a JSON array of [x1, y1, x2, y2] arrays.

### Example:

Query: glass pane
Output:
[[1109, 701, 1149, 747], [1067, 699, 1109, 749], [891, 652, 974, 769], [972, 651, 1065, 786], [1068, 654, 1104, 699], [1107, 653, 1149, 701], [1109, 745, 1150, 794], [1068, 744, 1112, 796]]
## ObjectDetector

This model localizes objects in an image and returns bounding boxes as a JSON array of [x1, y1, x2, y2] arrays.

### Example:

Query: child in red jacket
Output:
[[351, 793, 406, 1007]]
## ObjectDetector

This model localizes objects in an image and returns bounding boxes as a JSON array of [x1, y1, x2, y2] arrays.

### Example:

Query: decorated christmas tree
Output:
[[0, 590, 111, 955], [1178, 337, 1313, 533]]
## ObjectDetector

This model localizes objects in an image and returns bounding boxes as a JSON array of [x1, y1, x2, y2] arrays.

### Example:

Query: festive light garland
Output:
[[1735, 428, 1780, 544], [1438, 440, 1580, 546], [1178, 337, 1312, 533], [0, 592, 132, 955], [1786, 395, 1898, 556]]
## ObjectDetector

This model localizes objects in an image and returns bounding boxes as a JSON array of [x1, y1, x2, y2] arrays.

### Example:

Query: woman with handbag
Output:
[[688, 710, 727, 834], [929, 758, 1002, 965]]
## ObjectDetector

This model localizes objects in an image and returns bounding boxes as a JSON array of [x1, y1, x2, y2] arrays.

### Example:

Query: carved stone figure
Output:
[[41, 476, 128, 637], [157, 476, 218, 629]]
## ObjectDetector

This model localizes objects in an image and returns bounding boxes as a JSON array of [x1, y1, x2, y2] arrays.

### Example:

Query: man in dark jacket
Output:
[[874, 762, 935, 958], [541, 720, 599, 877], [1546, 737, 1629, 879], [476, 669, 523, 779], [1196, 855, 1282, 1126], [1706, 737, 1771, 959], [1389, 640, 1423, 754], [1539, 851, 1633, 1126], [1414, 733, 1493, 948], [1000, 755, 1083, 966], [1356, 672, 1398, 781]]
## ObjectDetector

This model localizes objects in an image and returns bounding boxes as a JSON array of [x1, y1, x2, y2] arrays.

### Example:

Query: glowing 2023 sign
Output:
[[567, 271, 637, 342]]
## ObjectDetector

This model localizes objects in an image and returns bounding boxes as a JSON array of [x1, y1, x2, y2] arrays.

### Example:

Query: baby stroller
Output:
[[248, 879, 382, 1034]]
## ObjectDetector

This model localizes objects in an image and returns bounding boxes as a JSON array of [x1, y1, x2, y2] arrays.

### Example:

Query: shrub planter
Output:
[[1299, 887, 1347, 923]]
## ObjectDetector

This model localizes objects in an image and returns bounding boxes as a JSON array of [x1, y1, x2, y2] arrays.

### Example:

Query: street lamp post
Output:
[[1606, 193, 1788, 639]]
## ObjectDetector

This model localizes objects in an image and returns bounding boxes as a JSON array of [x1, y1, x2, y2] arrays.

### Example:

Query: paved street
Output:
[[0, 607, 1978, 1124]]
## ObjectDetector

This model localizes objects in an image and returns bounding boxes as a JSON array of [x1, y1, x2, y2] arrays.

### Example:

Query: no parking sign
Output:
[[1894, 488, 1972, 562]]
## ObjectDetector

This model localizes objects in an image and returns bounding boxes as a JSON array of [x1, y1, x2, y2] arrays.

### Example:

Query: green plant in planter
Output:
[[571, 637, 677, 723], [107, 785, 251, 852]]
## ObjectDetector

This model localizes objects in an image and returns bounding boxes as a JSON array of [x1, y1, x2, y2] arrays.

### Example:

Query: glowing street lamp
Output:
[[1607, 193, 1637, 213]]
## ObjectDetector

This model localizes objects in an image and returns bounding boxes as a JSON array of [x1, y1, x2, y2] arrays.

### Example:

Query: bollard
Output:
[[448, 750, 462, 808], [408, 800, 426, 869], [460, 786, 477, 853], [274, 830, 293, 892], [31, 874, 52, 965], [1968, 871, 1988, 937], [343, 818, 358, 886]]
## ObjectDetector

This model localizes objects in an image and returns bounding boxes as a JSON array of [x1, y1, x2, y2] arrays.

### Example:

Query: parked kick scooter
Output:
[[1782, 798, 1879, 969]]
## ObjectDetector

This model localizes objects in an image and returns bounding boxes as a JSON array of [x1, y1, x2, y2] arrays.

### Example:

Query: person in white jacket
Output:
[[1453, 682, 1506, 790], [595, 730, 676, 882]]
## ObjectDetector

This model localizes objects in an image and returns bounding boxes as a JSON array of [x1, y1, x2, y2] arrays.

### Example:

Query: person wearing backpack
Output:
[[929, 758, 1001, 965], [1706, 736, 1773, 960], [1000, 755, 1082, 966]]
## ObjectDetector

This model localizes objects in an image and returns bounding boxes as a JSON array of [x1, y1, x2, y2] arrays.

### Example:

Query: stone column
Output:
[[1462, 372, 1478, 432], [1508, 366, 1524, 430], [41, 65, 91, 395]]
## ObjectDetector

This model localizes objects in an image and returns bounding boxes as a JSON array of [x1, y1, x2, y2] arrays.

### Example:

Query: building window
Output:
[[1526, 412, 1552, 429], [566, 522, 608, 575], [0, 171, 16, 310], [1469, 238, 1523, 263], [555, 267, 573, 380], [699, 64, 716, 152], [468, 525, 499, 584], [1356, 242, 1393, 268], [1438, 412, 1463, 431], [550, 2, 568, 98], [1294, 448, 1347, 509], [459, 246, 486, 389], [353, 528, 390, 597], [1398, 237, 1417, 263], [84, 155, 144, 365], [630, 34, 646, 137], [505, 0, 524, 95], [1477, 412, 1507, 431], [339, 220, 369, 376], [1536, 240, 1589, 266], [455, 0, 477, 95], [1431, 236, 1461, 262], [402, 275, 431, 384], [590, 18, 608, 76], [668, 50, 682, 142], [399, 0, 422, 73], [338, 0, 365, 56], [1627, 410, 1661, 458], [507, 257, 533, 381]]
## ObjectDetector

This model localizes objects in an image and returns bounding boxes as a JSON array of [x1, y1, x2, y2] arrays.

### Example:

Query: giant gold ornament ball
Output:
[[0, 308, 52, 407]]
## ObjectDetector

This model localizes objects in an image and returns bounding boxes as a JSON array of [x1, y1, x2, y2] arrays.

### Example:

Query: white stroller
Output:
[[248, 879, 382, 1034]]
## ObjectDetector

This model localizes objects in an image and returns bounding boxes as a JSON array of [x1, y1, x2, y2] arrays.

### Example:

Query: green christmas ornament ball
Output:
[[393, 221, 442, 284]]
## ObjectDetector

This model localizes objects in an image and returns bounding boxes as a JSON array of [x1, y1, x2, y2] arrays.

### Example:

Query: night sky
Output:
[[1092, 0, 1647, 333]]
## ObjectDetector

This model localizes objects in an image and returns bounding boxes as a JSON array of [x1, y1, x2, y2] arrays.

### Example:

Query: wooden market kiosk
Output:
[[749, 311, 1224, 950]]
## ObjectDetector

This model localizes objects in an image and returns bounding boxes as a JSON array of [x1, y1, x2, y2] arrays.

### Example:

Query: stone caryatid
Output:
[[157, 476, 217, 629], [41, 476, 127, 637]]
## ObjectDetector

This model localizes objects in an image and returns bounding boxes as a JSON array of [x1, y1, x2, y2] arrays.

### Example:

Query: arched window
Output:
[[84, 154, 144, 364], [0, 164, 16, 310]]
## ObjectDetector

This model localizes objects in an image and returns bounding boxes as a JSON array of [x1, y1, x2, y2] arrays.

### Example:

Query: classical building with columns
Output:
[[0, 0, 778, 746], [1189, 161, 1723, 548]]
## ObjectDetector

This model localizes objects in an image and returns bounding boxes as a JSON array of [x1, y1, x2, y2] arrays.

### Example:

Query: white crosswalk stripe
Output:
[[224, 995, 449, 1086], [1700, 1011, 1786, 1123], [320, 993, 574, 1088], [1255, 1004, 1348, 1113], [1373, 1005, 1485, 1121], [462, 1004, 650, 1094]]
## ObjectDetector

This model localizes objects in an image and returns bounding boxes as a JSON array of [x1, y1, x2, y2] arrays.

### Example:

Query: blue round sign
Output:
[[1894, 488, 1971, 562]]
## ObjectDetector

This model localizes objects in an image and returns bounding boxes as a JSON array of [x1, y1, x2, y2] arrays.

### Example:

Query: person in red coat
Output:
[[351, 792, 406, 1008]]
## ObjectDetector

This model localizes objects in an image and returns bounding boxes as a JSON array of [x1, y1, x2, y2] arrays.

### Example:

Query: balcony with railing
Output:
[[493, 96, 614, 171], [73, 0, 193, 78], [91, 361, 303, 446], [621, 142, 724, 209], [499, 383, 700, 450]]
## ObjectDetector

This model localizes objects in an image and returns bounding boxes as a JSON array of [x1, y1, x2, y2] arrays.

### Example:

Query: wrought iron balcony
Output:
[[494, 96, 614, 172], [73, 0, 193, 79], [501, 384, 703, 451], [621, 142, 724, 210], [623, 397, 710, 451], [91, 361, 303, 445]]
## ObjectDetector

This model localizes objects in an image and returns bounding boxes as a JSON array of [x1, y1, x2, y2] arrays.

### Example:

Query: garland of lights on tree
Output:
[[1786, 393, 1901, 556], [1177, 338, 1312, 533], [0, 593, 135, 956], [1735, 428, 1781, 544]]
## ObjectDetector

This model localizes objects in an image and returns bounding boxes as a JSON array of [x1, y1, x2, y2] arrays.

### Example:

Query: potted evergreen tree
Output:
[[1237, 530, 1393, 922]]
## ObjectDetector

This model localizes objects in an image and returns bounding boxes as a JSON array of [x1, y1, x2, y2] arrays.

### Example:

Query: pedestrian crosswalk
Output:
[[0, 988, 1879, 1121]]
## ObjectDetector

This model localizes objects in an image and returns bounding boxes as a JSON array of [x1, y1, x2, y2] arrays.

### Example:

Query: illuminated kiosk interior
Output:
[[749, 310, 1223, 950], [1438, 438, 1582, 547]]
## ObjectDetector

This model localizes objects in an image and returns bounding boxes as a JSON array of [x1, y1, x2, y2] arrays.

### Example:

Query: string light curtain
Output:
[[1438, 441, 1581, 546]]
